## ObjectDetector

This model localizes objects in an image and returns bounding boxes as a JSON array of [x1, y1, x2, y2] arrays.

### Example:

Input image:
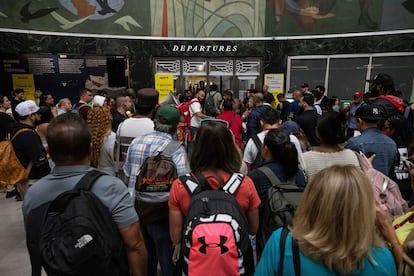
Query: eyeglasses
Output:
[[200, 118, 229, 127]]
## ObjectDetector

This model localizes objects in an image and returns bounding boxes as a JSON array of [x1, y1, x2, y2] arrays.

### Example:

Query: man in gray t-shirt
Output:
[[22, 113, 147, 276]]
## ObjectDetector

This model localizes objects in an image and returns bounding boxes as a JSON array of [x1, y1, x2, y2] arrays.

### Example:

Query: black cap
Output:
[[366, 73, 394, 88], [355, 104, 384, 121]]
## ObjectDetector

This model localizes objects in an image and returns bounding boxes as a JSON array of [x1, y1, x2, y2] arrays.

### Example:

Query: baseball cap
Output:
[[354, 91, 363, 98], [137, 88, 159, 106], [366, 73, 394, 88], [15, 100, 40, 116], [354, 104, 384, 121], [155, 105, 181, 126], [282, 120, 300, 135]]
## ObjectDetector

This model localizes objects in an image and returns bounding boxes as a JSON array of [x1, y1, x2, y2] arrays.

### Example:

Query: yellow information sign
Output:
[[155, 73, 174, 101], [12, 74, 35, 100], [264, 73, 284, 107]]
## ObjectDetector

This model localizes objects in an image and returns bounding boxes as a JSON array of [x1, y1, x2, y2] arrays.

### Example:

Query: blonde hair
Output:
[[57, 98, 70, 109], [86, 106, 112, 167], [291, 165, 383, 274]]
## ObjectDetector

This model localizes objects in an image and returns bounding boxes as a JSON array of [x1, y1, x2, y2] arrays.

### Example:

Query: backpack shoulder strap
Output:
[[10, 128, 33, 141], [74, 170, 107, 191], [75, 102, 89, 110], [162, 140, 182, 157], [181, 172, 243, 196], [404, 105, 411, 119], [278, 228, 289, 276], [221, 173, 244, 195], [278, 228, 300, 276], [180, 174, 200, 195], [251, 134, 262, 150], [48, 170, 107, 213], [258, 166, 282, 187], [292, 235, 301, 276]]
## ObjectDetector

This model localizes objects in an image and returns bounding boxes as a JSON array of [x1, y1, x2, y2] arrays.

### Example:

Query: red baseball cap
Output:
[[354, 91, 363, 98]]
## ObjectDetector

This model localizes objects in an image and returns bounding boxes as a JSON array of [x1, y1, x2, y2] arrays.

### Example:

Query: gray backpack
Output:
[[204, 91, 218, 116], [257, 166, 303, 252]]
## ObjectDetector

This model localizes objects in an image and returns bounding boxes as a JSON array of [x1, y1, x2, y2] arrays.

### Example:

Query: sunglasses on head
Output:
[[200, 118, 229, 128]]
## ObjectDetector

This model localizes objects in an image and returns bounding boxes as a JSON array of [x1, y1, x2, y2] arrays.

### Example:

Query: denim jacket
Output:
[[345, 127, 398, 176]]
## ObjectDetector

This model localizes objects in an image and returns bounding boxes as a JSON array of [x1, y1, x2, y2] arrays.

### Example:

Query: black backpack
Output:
[[179, 172, 254, 276], [39, 170, 129, 276], [204, 91, 217, 116], [256, 166, 303, 255]]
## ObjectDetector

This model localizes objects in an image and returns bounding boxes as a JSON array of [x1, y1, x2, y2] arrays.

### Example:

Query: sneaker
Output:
[[5, 188, 17, 198]]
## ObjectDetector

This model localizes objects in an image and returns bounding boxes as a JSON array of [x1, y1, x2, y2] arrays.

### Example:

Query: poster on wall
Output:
[[264, 73, 284, 105], [155, 73, 174, 101], [12, 74, 35, 100]]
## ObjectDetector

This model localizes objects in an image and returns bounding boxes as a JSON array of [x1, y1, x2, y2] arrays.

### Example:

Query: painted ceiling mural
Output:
[[0, 0, 412, 38]]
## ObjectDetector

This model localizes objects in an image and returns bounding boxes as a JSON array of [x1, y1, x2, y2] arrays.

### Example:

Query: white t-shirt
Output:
[[189, 99, 202, 128], [243, 130, 304, 169], [98, 132, 116, 176], [302, 149, 359, 181], [117, 117, 154, 138]]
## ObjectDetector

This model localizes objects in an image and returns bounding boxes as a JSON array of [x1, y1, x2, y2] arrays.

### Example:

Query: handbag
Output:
[[354, 151, 408, 217]]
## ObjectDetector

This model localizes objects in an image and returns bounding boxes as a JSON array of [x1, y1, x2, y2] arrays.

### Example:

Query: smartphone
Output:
[[365, 152, 376, 158]]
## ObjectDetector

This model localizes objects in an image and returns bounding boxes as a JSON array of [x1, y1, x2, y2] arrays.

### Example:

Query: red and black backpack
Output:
[[179, 172, 254, 276]]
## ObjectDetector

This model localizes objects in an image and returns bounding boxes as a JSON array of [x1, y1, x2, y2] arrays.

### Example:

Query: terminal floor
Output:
[[0, 193, 43, 275]]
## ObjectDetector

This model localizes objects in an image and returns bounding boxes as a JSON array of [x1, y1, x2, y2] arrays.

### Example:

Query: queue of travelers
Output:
[[1, 73, 414, 275]]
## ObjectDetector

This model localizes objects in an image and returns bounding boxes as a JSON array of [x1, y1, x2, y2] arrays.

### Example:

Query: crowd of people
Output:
[[1, 72, 414, 275]]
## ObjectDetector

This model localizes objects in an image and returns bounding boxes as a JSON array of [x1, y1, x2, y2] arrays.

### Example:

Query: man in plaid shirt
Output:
[[123, 105, 190, 276]]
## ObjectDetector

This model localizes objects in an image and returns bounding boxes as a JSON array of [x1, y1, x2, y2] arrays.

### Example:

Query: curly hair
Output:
[[86, 106, 112, 167]]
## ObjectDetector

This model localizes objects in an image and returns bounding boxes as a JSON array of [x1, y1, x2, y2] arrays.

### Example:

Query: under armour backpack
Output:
[[39, 170, 129, 276], [180, 173, 254, 276], [256, 166, 304, 254]]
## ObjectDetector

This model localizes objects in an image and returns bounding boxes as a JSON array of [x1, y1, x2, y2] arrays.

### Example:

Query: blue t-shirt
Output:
[[255, 228, 396, 276]]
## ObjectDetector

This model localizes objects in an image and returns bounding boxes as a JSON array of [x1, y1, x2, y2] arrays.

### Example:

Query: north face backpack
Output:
[[0, 128, 32, 186], [39, 170, 129, 276], [204, 91, 217, 117], [135, 140, 182, 223], [180, 172, 254, 276], [256, 166, 304, 253]]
